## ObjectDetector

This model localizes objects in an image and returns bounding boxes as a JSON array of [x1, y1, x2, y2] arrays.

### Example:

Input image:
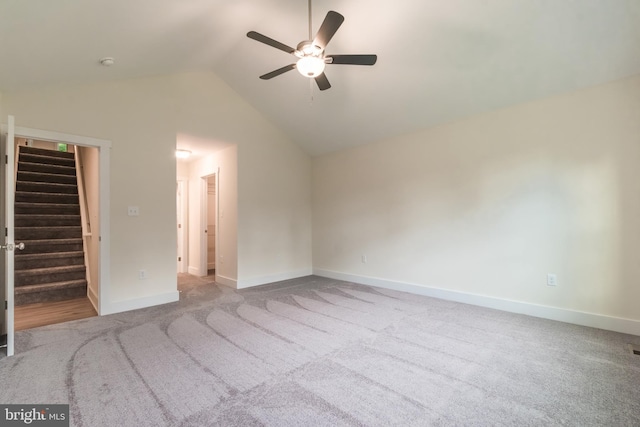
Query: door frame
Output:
[[199, 171, 219, 279], [176, 178, 188, 273], [2, 124, 112, 317], [1, 116, 16, 356]]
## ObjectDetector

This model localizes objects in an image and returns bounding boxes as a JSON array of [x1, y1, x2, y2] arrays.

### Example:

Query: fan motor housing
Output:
[[295, 41, 323, 58]]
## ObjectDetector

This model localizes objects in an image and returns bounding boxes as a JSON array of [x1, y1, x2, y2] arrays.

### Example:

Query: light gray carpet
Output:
[[1, 274, 639, 426]]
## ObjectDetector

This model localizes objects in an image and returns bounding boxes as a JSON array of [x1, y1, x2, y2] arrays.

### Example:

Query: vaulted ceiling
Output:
[[1, 0, 639, 156]]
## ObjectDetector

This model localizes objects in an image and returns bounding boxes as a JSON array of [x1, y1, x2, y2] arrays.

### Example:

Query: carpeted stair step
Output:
[[15, 265, 87, 287], [14, 279, 88, 306], [17, 238, 84, 255], [18, 170, 78, 185], [17, 161, 76, 176], [19, 152, 76, 168], [15, 226, 82, 240], [16, 214, 82, 227], [15, 251, 85, 270], [17, 181, 78, 195], [15, 202, 81, 215], [20, 146, 75, 159], [16, 191, 79, 204]]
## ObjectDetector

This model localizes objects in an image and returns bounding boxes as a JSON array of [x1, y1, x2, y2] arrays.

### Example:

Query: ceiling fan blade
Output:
[[260, 64, 296, 80], [313, 11, 344, 49], [315, 73, 331, 91], [327, 54, 378, 65], [247, 31, 295, 54]]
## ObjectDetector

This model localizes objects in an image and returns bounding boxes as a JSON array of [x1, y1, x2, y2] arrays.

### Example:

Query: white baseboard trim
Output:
[[101, 291, 180, 316], [187, 266, 201, 276], [215, 275, 237, 289], [236, 268, 313, 289], [313, 269, 640, 337], [87, 285, 99, 314]]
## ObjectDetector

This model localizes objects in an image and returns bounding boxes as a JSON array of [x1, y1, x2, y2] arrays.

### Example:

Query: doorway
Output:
[[2, 119, 111, 355], [12, 139, 99, 330]]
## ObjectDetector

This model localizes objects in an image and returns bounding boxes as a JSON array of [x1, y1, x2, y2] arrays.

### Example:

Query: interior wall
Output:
[[2, 71, 313, 309], [313, 74, 640, 327], [173, 72, 312, 288], [3, 76, 178, 309]]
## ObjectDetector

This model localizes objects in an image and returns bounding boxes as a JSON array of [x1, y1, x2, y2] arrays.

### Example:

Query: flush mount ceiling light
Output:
[[246, 0, 377, 91], [175, 149, 191, 159]]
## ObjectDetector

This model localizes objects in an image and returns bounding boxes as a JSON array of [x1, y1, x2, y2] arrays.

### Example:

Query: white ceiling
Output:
[[1, 0, 639, 156]]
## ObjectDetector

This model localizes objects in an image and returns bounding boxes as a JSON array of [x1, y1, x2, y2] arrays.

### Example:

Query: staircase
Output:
[[14, 146, 88, 306]]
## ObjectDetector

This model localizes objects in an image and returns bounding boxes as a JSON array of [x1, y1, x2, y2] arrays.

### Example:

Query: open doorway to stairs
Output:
[[13, 137, 101, 330]]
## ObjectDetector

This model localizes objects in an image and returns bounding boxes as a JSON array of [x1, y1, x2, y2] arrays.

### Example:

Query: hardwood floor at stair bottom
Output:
[[15, 297, 97, 331]]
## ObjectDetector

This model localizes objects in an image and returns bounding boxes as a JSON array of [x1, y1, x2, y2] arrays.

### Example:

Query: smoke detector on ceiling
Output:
[[99, 57, 115, 67]]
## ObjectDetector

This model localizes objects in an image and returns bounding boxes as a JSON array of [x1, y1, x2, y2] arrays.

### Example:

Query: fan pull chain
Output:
[[309, 78, 314, 104]]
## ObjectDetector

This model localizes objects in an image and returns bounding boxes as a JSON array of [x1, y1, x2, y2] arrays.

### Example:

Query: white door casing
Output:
[[176, 179, 188, 273], [1, 116, 17, 356]]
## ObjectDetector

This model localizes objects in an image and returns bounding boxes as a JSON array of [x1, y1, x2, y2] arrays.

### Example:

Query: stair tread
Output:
[[16, 264, 86, 274], [18, 171, 78, 184], [16, 213, 81, 217], [18, 161, 76, 172], [17, 181, 77, 187], [20, 237, 82, 242], [19, 146, 75, 159], [14, 279, 87, 294], [16, 202, 80, 207], [16, 225, 81, 229], [16, 190, 78, 196], [17, 183, 78, 194], [16, 251, 84, 260], [20, 152, 75, 162]]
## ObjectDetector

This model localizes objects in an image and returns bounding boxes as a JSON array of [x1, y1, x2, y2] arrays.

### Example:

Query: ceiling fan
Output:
[[246, 1, 377, 91]]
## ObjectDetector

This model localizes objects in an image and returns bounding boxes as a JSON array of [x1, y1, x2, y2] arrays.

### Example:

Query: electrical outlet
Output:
[[128, 206, 140, 216], [361, 255, 367, 263], [547, 273, 557, 287], [139, 269, 147, 280]]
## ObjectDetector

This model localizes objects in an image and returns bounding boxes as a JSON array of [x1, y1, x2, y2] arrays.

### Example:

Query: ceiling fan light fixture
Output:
[[296, 56, 325, 77], [247, 7, 376, 89]]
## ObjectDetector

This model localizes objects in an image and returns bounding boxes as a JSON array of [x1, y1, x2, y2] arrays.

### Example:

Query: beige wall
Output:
[[2, 71, 312, 311], [313, 75, 640, 327], [4, 76, 178, 308], [171, 73, 312, 287]]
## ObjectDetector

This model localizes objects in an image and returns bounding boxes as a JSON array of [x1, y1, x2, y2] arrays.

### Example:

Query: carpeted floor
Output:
[[1, 274, 639, 426]]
